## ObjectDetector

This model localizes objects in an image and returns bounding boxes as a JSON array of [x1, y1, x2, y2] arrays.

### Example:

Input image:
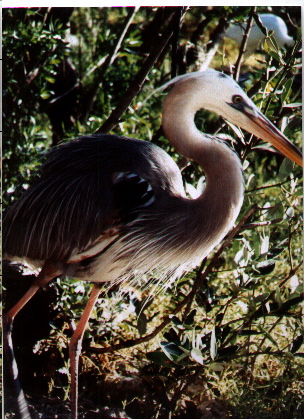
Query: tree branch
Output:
[[80, 8, 138, 121], [233, 7, 256, 81], [200, 16, 231, 71], [96, 7, 187, 134], [221, 262, 303, 348]]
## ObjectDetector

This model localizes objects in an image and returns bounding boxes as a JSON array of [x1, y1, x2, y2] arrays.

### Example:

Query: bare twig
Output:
[[170, 7, 184, 78], [246, 179, 293, 193], [221, 262, 303, 348], [97, 7, 187, 134], [248, 317, 282, 381], [233, 7, 257, 81], [240, 218, 283, 231], [179, 11, 214, 72], [200, 16, 231, 71], [169, 370, 200, 412], [217, 349, 304, 361], [82, 7, 138, 121]]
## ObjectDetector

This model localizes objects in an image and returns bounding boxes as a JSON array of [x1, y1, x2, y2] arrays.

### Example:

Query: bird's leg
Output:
[[4, 262, 60, 325], [3, 261, 61, 419], [69, 283, 103, 419]]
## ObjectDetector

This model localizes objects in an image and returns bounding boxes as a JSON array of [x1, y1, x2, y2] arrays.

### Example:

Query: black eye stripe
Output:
[[227, 95, 255, 115]]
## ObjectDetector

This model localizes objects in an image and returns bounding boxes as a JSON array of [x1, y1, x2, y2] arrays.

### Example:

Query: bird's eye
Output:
[[232, 95, 243, 104]]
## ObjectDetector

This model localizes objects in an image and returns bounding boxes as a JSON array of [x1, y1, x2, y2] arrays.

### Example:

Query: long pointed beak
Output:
[[245, 110, 303, 167]]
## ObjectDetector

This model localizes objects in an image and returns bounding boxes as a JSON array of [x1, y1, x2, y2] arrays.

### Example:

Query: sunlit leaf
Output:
[[191, 348, 204, 365], [210, 327, 217, 360]]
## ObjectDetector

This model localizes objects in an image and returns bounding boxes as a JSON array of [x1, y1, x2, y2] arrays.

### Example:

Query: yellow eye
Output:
[[232, 95, 243, 104]]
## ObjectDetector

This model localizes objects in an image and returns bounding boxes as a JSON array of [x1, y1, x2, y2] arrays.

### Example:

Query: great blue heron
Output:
[[225, 13, 295, 57], [4, 69, 302, 419]]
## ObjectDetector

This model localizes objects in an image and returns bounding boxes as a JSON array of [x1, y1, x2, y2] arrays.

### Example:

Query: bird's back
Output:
[[3, 134, 184, 265]]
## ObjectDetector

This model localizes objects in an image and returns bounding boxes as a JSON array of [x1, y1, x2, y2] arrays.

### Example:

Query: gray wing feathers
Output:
[[4, 134, 183, 262]]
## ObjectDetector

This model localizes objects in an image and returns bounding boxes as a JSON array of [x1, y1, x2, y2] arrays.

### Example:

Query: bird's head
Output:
[[166, 70, 302, 167]]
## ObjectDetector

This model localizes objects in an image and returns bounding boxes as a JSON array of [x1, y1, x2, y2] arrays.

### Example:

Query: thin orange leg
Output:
[[3, 262, 62, 419], [69, 283, 103, 419]]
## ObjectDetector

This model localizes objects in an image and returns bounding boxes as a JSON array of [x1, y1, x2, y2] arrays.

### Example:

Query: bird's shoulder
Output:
[[3, 133, 184, 262], [43, 133, 183, 192]]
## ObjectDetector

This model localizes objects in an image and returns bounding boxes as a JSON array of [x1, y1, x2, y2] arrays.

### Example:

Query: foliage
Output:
[[3, 6, 303, 419], [3, 8, 71, 205]]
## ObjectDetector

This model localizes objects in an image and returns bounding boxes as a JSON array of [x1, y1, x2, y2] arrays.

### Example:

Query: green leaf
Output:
[[258, 326, 280, 348], [159, 341, 186, 364], [40, 91, 51, 99], [274, 288, 283, 308], [260, 235, 269, 255], [45, 76, 56, 84], [238, 329, 263, 336], [281, 78, 293, 104], [279, 158, 294, 180], [285, 207, 295, 218], [268, 49, 282, 62], [283, 116, 302, 137], [185, 309, 197, 325], [254, 293, 270, 303], [290, 335, 304, 354], [146, 350, 176, 367], [283, 102, 302, 108], [268, 33, 279, 53], [207, 363, 224, 372], [278, 295, 304, 312]]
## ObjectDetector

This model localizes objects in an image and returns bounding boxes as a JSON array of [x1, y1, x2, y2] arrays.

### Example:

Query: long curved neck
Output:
[[162, 84, 244, 252]]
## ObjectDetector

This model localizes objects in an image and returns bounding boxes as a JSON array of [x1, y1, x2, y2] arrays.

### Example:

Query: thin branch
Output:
[[248, 317, 282, 379], [287, 224, 294, 271], [96, 7, 187, 134], [233, 7, 256, 81], [86, 8, 139, 81], [182, 258, 207, 322], [216, 349, 304, 361], [200, 16, 231, 71], [240, 218, 283, 231], [181, 11, 214, 72], [81, 7, 138, 121], [263, 38, 302, 115], [169, 370, 200, 412], [170, 7, 184, 78], [221, 262, 303, 348], [246, 179, 293, 193]]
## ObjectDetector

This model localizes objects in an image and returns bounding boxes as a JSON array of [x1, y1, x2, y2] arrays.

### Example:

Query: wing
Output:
[[3, 134, 184, 262]]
